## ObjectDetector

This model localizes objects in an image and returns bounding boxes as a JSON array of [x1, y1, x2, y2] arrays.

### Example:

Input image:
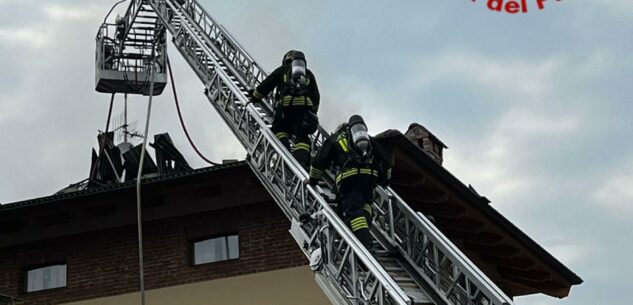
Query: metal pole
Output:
[[124, 93, 128, 143]]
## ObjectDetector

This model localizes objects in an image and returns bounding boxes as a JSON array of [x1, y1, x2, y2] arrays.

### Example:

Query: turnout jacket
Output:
[[309, 130, 392, 188], [252, 65, 320, 111]]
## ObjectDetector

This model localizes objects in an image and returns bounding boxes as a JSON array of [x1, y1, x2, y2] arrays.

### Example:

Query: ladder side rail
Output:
[[218, 24, 267, 85], [146, 2, 412, 305], [172, 0, 334, 148], [169, 0, 273, 111], [244, 129, 412, 305], [120, 0, 146, 42], [373, 187, 514, 305], [178, 0, 268, 89]]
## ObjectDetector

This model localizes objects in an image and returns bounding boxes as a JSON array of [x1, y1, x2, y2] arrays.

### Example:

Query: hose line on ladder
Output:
[[167, 56, 219, 166], [136, 52, 157, 305]]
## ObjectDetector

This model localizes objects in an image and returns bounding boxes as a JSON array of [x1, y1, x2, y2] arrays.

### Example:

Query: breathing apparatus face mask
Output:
[[350, 123, 370, 157]]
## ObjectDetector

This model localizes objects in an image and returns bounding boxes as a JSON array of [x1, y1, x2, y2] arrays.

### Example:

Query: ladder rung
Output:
[[134, 21, 159, 25]]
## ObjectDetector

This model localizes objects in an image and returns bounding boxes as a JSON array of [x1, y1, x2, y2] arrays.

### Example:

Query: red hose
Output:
[[167, 57, 219, 166]]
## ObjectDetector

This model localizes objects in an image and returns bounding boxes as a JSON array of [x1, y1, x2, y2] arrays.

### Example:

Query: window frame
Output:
[[22, 262, 68, 294], [190, 233, 240, 266]]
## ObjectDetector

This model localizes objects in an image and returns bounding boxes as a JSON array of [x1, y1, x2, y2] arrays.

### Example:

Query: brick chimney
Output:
[[405, 123, 447, 165]]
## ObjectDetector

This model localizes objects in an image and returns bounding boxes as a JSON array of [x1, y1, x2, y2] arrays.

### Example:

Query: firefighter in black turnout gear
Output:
[[306, 115, 392, 249], [250, 50, 320, 169]]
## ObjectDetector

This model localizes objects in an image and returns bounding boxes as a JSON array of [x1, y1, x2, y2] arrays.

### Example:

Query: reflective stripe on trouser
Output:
[[310, 166, 324, 179], [342, 190, 374, 248], [364, 203, 373, 229], [350, 216, 372, 248], [364, 203, 373, 217], [270, 107, 311, 167], [275, 132, 288, 139], [293, 148, 310, 169], [350, 216, 369, 232], [292, 142, 311, 153]]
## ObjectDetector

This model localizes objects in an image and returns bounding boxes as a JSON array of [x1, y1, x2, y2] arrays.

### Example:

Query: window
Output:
[[25, 264, 67, 292], [192, 234, 239, 265]]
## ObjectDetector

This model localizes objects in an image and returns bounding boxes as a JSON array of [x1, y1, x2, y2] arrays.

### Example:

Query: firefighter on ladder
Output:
[[250, 50, 320, 169], [305, 115, 392, 249]]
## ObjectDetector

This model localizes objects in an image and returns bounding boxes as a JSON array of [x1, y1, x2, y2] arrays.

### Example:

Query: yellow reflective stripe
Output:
[[280, 96, 312, 106], [351, 218, 366, 227], [342, 170, 357, 179], [351, 217, 369, 231], [292, 142, 311, 152], [335, 168, 378, 184], [253, 90, 264, 99], [359, 168, 378, 177], [338, 138, 349, 153], [292, 97, 305, 106], [295, 142, 310, 149], [359, 168, 372, 175], [310, 166, 324, 179], [276, 132, 288, 139], [364, 204, 373, 215], [335, 168, 361, 183], [352, 219, 369, 227]]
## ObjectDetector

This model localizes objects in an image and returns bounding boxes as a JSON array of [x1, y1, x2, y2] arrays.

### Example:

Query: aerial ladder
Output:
[[95, 1, 516, 305]]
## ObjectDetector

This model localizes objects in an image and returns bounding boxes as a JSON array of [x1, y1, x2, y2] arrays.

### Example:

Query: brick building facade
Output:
[[0, 162, 328, 305]]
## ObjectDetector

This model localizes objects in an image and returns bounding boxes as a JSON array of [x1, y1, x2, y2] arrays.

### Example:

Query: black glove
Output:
[[304, 178, 318, 186], [378, 179, 391, 188]]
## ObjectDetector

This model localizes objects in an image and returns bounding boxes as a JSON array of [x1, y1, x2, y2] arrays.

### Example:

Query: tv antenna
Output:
[[113, 94, 144, 145]]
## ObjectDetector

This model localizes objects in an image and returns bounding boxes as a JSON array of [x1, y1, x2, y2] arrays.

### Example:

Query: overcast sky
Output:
[[1, 0, 632, 304]]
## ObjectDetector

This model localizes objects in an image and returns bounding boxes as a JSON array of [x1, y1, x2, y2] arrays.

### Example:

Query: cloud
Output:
[[593, 0, 633, 15], [408, 51, 562, 101], [0, 26, 51, 48], [43, 4, 103, 21], [593, 162, 633, 216], [391, 50, 587, 206], [0, 95, 21, 121]]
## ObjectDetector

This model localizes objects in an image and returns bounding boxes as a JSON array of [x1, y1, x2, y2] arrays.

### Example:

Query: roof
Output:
[[375, 129, 583, 298], [0, 161, 274, 249], [1, 161, 247, 212]]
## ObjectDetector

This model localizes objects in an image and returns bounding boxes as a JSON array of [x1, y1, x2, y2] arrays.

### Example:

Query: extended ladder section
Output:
[[95, 0, 167, 95], [103, 1, 516, 305]]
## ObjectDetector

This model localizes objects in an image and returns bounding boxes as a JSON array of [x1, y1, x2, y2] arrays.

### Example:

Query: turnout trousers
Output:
[[338, 176, 375, 249], [271, 107, 312, 169]]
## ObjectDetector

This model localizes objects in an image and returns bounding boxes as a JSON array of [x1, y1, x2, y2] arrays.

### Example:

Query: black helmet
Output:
[[282, 50, 306, 65], [348, 115, 365, 127]]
